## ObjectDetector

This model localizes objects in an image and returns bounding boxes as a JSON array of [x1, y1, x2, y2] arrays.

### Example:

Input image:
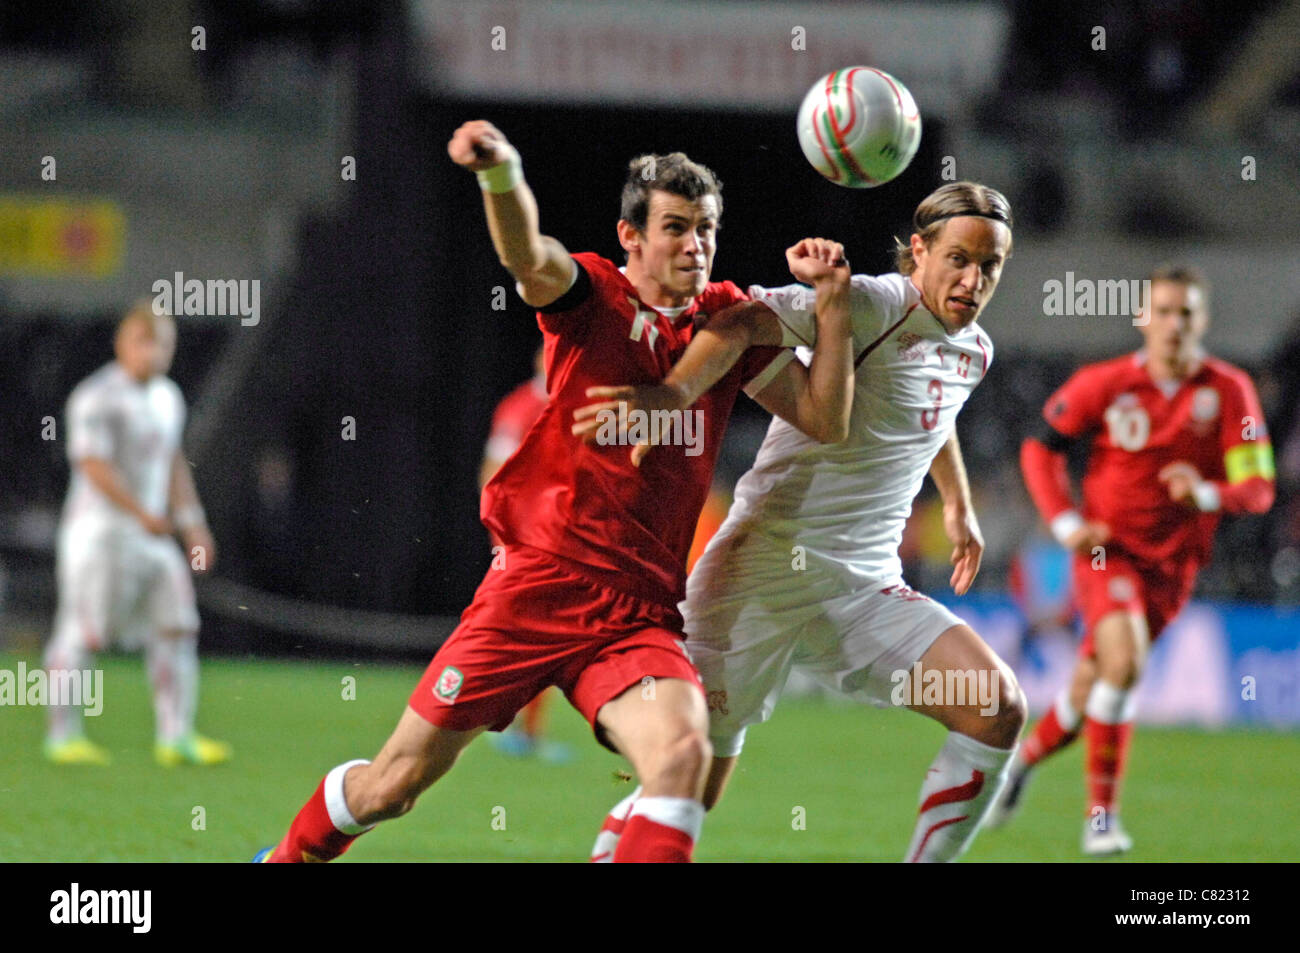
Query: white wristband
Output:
[[1049, 509, 1084, 545], [174, 504, 207, 531], [476, 146, 523, 194], [1191, 481, 1221, 512]]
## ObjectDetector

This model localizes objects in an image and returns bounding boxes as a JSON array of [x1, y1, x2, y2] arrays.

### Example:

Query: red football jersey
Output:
[[1033, 351, 1273, 566], [481, 252, 781, 608], [484, 376, 548, 464]]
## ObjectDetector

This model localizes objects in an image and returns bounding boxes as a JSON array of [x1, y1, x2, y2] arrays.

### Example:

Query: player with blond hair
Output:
[[581, 182, 1027, 862], [44, 301, 230, 766]]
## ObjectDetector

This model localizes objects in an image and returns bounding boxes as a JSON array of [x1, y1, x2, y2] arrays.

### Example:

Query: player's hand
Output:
[[943, 502, 984, 596], [138, 512, 173, 536], [571, 383, 688, 467], [785, 238, 850, 286], [1157, 461, 1203, 507], [182, 525, 217, 574], [1063, 520, 1111, 554], [447, 120, 517, 172]]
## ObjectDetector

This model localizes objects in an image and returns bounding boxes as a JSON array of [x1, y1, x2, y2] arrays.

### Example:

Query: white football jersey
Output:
[[728, 272, 992, 588], [64, 362, 186, 529]]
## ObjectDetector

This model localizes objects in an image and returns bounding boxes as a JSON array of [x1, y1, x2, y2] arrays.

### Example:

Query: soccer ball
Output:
[[796, 67, 921, 188]]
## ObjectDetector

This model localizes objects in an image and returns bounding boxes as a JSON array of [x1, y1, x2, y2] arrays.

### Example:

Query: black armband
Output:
[[1026, 416, 1076, 453], [536, 259, 591, 314]]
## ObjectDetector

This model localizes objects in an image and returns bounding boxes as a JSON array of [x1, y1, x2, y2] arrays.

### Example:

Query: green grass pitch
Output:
[[2, 651, 1297, 862]]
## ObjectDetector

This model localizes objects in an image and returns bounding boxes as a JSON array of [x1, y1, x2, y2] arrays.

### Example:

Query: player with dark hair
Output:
[[255, 120, 856, 862], [990, 266, 1275, 854]]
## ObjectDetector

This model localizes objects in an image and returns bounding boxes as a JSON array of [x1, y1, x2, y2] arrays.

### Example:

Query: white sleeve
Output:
[[67, 387, 113, 462], [751, 274, 905, 352], [747, 283, 817, 348]]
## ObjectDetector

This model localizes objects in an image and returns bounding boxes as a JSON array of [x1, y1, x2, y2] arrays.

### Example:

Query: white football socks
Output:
[[43, 634, 89, 743], [147, 631, 198, 744], [906, 731, 1015, 863]]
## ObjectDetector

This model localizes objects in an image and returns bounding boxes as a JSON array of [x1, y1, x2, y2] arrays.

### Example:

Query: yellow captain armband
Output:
[[1225, 440, 1275, 484]]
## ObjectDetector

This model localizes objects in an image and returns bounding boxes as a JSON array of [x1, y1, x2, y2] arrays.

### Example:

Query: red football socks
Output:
[[613, 797, 704, 863], [266, 760, 373, 863], [1083, 680, 1134, 819], [1020, 690, 1082, 767], [1084, 718, 1134, 818]]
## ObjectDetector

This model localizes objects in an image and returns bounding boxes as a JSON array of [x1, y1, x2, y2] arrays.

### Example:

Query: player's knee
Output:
[[1098, 653, 1141, 690], [648, 728, 712, 794], [972, 670, 1025, 749], [996, 675, 1028, 741]]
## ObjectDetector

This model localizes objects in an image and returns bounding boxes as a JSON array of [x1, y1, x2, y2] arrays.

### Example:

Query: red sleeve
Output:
[[535, 253, 599, 339], [708, 281, 787, 388], [1020, 366, 1109, 526], [1021, 437, 1075, 525], [1211, 370, 1275, 515], [1042, 365, 1109, 439]]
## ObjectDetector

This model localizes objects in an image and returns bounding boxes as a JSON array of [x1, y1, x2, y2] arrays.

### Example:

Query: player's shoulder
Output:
[[699, 275, 748, 309], [497, 377, 546, 416], [1200, 354, 1258, 391], [570, 251, 615, 279], [850, 271, 913, 312], [69, 362, 122, 405], [156, 374, 185, 404]]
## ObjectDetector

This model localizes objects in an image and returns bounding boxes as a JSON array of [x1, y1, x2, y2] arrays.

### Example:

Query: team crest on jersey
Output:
[[1191, 386, 1220, 422], [433, 666, 463, 703], [895, 331, 928, 363]]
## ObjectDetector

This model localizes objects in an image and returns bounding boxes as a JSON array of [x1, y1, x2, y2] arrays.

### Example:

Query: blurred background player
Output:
[[44, 301, 231, 767], [993, 266, 1275, 853], [478, 343, 570, 763], [582, 182, 1027, 863]]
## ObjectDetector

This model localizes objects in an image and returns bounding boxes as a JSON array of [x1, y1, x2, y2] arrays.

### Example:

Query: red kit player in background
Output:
[[478, 344, 570, 761], [255, 120, 855, 862], [990, 266, 1275, 854]]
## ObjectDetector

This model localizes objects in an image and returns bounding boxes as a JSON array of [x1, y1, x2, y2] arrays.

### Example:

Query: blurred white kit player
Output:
[[44, 302, 231, 767], [592, 183, 1025, 863]]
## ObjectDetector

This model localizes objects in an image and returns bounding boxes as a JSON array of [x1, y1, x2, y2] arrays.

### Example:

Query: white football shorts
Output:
[[55, 520, 199, 650], [683, 526, 966, 757]]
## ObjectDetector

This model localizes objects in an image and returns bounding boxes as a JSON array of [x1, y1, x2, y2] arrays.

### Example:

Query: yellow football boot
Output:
[[155, 732, 233, 766], [43, 736, 112, 766]]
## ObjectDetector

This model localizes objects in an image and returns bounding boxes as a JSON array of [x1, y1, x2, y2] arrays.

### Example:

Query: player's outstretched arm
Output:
[[928, 430, 984, 595], [447, 120, 575, 308], [572, 239, 853, 462], [169, 450, 215, 572], [79, 457, 172, 536]]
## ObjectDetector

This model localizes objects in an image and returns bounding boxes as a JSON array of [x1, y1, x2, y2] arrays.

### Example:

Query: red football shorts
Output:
[[409, 545, 702, 748], [1072, 546, 1198, 657]]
